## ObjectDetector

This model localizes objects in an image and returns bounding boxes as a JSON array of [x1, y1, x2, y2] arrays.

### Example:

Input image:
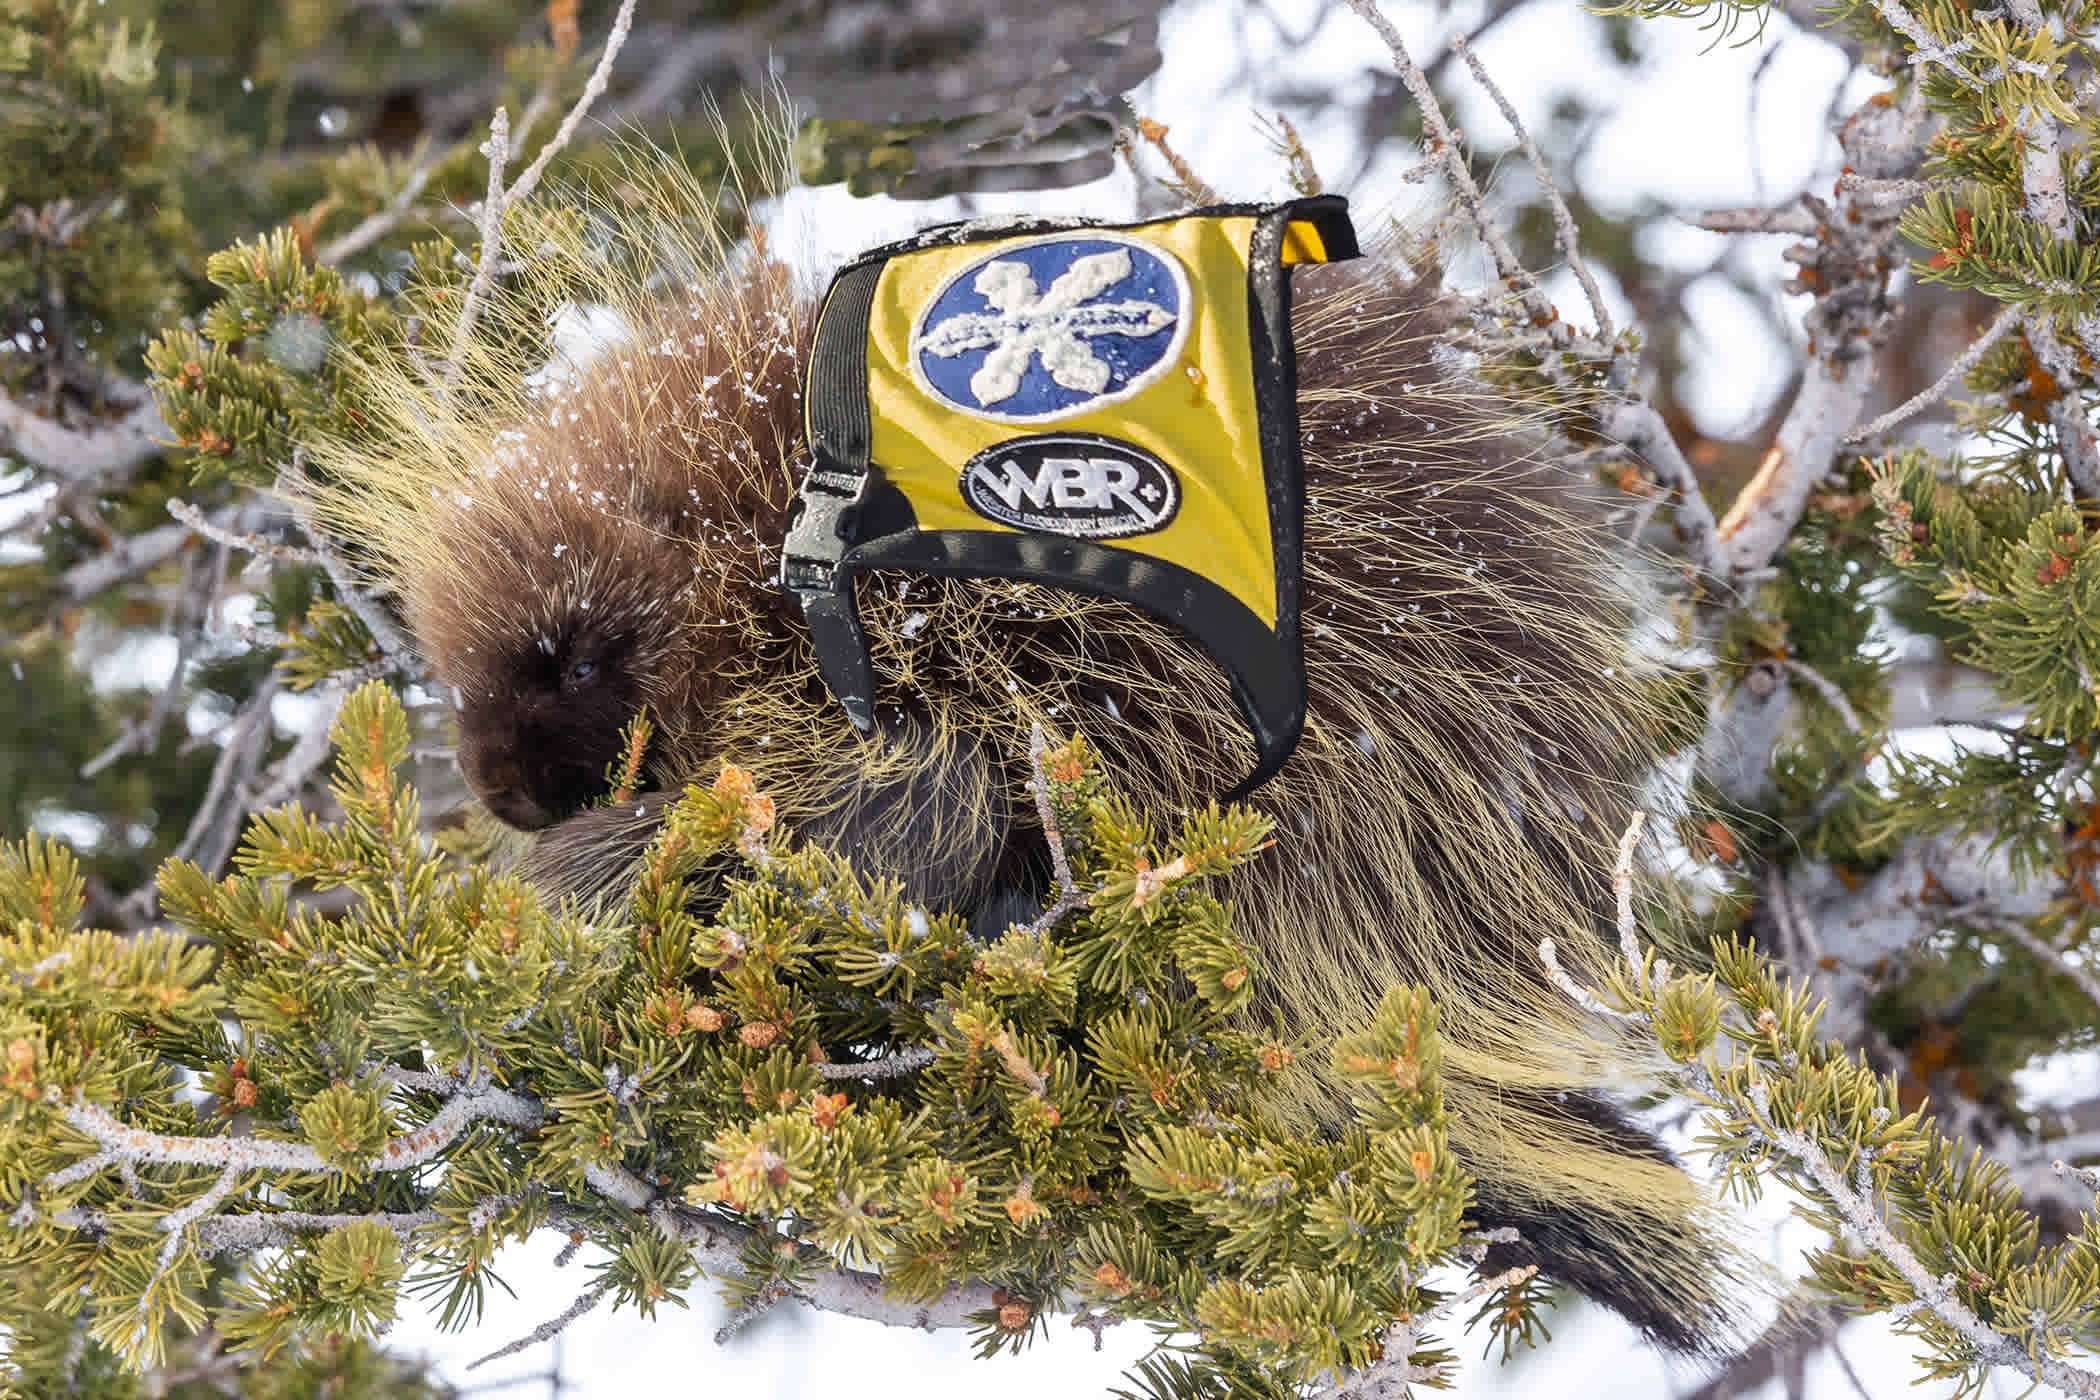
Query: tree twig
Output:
[[1024, 723, 1092, 935], [1451, 35, 1611, 339], [1342, 0, 1570, 351], [1698, 205, 1821, 236], [318, 161, 439, 267], [468, 1281, 610, 1370], [165, 497, 319, 572], [1984, 915, 2100, 1016], [1845, 303, 2021, 444], [446, 0, 639, 380]]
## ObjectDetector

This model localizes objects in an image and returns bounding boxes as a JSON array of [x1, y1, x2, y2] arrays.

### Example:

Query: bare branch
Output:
[[0, 387, 167, 484], [1846, 303, 2021, 445], [58, 520, 193, 599], [448, 105, 515, 387], [1451, 35, 1611, 339], [1599, 399, 1729, 589], [1698, 205, 1821, 236], [1341, 0, 1570, 350], [49, 1076, 544, 1187], [1612, 808, 1648, 973], [1781, 659, 1865, 735], [446, 0, 639, 378], [499, 0, 637, 212], [318, 161, 438, 267], [468, 1281, 610, 1370], [1716, 99, 1916, 577], [191, 1208, 444, 1253], [281, 452, 419, 667], [1836, 172, 1932, 204], [80, 541, 229, 779], [1024, 723, 1092, 935], [247, 679, 353, 812], [165, 497, 319, 572], [1537, 937, 1640, 1022], [815, 1049, 936, 1081], [2057, 1156, 2100, 1194], [164, 673, 280, 887], [2022, 318, 2100, 501]]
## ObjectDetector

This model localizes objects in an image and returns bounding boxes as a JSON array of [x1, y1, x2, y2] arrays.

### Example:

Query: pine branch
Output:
[[1546, 813, 2100, 1399]]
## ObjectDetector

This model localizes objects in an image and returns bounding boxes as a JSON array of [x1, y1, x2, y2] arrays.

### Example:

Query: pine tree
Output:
[[3, 0, 2099, 1395]]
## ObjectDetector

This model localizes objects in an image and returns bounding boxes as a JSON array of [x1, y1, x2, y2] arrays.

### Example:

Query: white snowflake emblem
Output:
[[910, 233, 1189, 422]]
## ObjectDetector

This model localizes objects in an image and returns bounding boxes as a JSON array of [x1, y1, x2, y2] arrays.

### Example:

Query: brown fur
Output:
[[312, 184, 1743, 1352]]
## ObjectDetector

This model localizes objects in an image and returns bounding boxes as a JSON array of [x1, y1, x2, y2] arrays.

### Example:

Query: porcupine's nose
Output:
[[456, 732, 558, 831], [481, 787, 556, 831]]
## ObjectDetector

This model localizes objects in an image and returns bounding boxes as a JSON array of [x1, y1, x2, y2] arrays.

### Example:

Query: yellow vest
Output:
[[780, 197, 1358, 796]]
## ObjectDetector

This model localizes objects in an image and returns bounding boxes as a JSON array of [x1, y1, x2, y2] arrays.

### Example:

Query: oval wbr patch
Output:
[[911, 232, 1190, 423], [959, 435, 1181, 539]]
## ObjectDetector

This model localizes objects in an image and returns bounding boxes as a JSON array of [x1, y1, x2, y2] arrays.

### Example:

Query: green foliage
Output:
[[1870, 451, 2100, 740], [1610, 937, 2100, 1398], [146, 228, 399, 485], [1608, 0, 2100, 1243], [0, 687, 1494, 1396], [1715, 465, 1893, 868]]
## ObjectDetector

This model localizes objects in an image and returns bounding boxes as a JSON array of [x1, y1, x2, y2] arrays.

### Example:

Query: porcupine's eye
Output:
[[455, 632, 641, 831]]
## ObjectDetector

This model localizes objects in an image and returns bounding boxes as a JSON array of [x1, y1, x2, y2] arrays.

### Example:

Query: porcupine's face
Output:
[[451, 613, 653, 830], [417, 496, 699, 832]]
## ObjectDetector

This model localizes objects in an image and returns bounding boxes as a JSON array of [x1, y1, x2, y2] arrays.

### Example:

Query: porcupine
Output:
[[307, 156, 1739, 1352]]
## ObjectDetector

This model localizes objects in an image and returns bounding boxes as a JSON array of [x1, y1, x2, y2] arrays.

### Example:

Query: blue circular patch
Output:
[[910, 232, 1190, 423]]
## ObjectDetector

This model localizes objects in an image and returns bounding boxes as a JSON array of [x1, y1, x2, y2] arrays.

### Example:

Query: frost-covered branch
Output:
[[51, 1076, 543, 1184]]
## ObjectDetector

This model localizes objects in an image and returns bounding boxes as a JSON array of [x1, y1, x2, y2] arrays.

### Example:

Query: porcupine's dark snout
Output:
[[452, 628, 649, 830], [456, 703, 610, 830]]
